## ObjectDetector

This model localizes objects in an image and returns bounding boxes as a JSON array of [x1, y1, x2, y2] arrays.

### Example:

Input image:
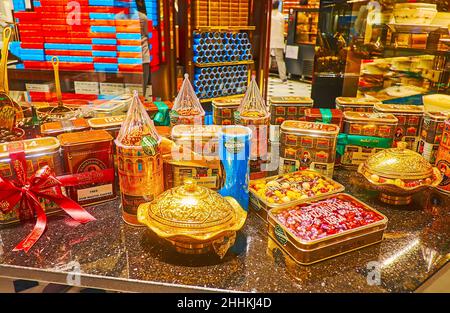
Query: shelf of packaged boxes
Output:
[[8, 68, 142, 84], [199, 93, 245, 103], [194, 60, 254, 68]]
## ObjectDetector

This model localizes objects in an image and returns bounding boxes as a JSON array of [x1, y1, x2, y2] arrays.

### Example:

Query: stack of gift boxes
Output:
[[11, 0, 160, 74]]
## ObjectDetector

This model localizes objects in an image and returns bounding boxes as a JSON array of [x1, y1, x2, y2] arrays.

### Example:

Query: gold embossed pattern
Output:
[[149, 183, 234, 229], [363, 144, 433, 179]]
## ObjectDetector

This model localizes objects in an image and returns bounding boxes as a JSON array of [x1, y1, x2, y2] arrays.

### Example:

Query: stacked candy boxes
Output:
[[269, 96, 314, 142], [337, 112, 398, 169], [12, 0, 147, 73]]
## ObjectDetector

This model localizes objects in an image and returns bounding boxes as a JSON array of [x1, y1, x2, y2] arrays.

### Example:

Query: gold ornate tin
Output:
[[267, 194, 388, 265], [137, 180, 247, 258], [212, 98, 241, 125], [279, 121, 340, 178], [374, 103, 424, 150], [336, 97, 381, 112], [358, 142, 442, 205]]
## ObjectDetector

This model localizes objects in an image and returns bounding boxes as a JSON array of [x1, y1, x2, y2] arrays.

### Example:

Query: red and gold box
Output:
[[58, 130, 116, 206]]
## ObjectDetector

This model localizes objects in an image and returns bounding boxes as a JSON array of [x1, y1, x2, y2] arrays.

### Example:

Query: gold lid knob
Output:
[[397, 141, 408, 150], [184, 179, 197, 192]]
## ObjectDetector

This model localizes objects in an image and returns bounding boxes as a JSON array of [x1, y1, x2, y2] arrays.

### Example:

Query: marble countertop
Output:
[[0, 170, 448, 292]]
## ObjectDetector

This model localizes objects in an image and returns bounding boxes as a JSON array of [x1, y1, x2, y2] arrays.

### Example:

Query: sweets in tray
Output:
[[249, 170, 344, 222], [267, 193, 388, 265]]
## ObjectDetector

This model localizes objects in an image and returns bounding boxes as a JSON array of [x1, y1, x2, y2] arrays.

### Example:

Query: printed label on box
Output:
[[100, 83, 125, 95], [25, 83, 51, 93], [75, 81, 100, 95], [77, 184, 113, 202]]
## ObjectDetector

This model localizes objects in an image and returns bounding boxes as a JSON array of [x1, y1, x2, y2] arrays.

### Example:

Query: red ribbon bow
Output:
[[0, 149, 96, 253]]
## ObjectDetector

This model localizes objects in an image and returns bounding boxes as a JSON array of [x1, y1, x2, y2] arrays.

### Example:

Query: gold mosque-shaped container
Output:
[[137, 180, 247, 258], [358, 142, 442, 205]]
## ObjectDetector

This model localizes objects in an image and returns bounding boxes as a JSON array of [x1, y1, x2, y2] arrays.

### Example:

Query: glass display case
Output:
[[285, 5, 320, 79], [311, 0, 449, 107]]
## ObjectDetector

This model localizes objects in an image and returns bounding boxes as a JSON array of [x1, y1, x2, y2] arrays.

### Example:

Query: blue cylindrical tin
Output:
[[219, 126, 252, 211]]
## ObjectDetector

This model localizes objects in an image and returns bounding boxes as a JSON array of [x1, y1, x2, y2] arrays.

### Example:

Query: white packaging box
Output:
[[100, 83, 126, 96], [75, 81, 100, 95], [25, 83, 52, 93]]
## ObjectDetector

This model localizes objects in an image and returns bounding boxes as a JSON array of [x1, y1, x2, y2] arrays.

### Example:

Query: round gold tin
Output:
[[358, 142, 442, 205], [137, 180, 247, 258]]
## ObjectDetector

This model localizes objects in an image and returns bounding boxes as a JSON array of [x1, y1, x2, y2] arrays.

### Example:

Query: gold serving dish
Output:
[[358, 142, 442, 205], [137, 180, 247, 258]]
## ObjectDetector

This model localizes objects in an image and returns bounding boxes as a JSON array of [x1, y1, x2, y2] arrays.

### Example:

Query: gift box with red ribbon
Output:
[[0, 141, 96, 252]]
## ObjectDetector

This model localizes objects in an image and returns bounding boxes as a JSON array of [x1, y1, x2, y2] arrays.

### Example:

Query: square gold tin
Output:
[[58, 130, 116, 206], [269, 96, 314, 142], [418, 111, 449, 164], [374, 104, 424, 150], [279, 121, 340, 178], [0, 137, 63, 224], [212, 98, 241, 125], [343, 112, 398, 138], [249, 170, 345, 223], [267, 194, 388, 265], [40, 118, 90, 137], [335, 97, 381, 112], [167, 125, 222, 190]]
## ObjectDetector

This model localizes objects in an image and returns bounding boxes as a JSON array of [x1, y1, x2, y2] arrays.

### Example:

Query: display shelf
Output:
[[194, 60, 254, 68], [195, 26, 256, 32], [199, 93, 244, 103], [386, 24, 447, 34], [382, 47, 450, 58], [0, 170, 448, 293]]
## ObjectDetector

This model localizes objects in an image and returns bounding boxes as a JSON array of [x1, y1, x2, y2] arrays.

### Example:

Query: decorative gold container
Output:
[[137, 180, 247, 258], [358, 142, 442, 205]]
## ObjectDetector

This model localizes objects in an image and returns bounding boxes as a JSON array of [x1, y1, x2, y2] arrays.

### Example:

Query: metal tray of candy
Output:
[[267, 194, 388, 265], [248, 170, 345, 222]]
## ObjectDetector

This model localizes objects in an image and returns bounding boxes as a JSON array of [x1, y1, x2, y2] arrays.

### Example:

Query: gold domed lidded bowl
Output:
[[137, 180, 247, 258], [358, 142, 442, 205]]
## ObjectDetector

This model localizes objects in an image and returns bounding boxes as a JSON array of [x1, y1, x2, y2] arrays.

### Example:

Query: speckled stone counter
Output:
[[0, 170, 448, 292]]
